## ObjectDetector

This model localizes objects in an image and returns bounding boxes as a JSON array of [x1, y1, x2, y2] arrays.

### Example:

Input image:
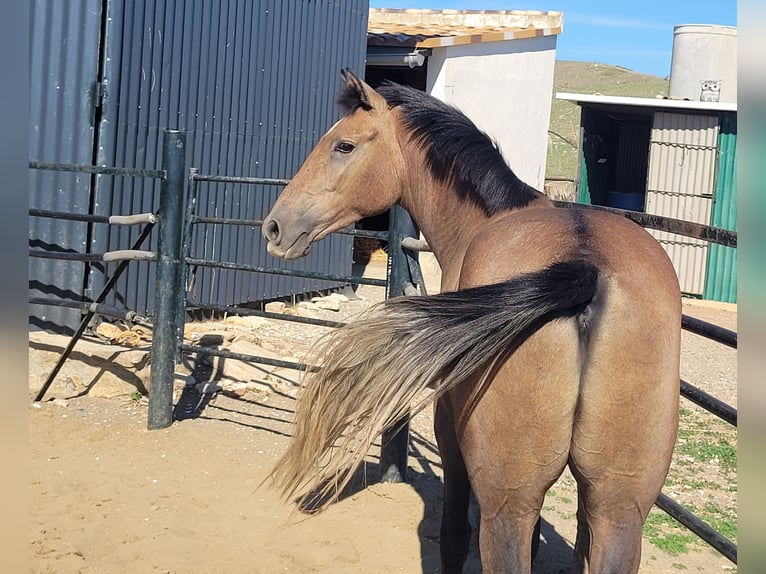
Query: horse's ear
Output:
[[338, 68, 387, 113]]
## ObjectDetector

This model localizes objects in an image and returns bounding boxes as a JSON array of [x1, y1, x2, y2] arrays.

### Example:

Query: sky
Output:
[[368, 1, 737, 78]]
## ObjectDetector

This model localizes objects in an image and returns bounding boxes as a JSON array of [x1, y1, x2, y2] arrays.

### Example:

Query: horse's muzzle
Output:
[[262, 216, 313, 260]]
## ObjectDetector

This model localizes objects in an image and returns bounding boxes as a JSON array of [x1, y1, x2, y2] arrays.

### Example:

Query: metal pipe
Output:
[[184, 257, 387, 287], [400, 236, 431, 252], [179, 344, 316, 373], [28, 297, 148, 324], [682, 314, 737, 348], [655, 493, 737, 564], [379, 206, 419, 483], [29, 249, 156, 262], [30, 209, 111, 223], [148, 131, 186, 430], [190, 214, 389, 240], [191, 173, 289, 186], [30, 209, 156, 225], [176, 169, 198, 361], [680, 379, 737, 426], [29, 160, 165, 179], [186, 301, 345, 329], [553, 201, 737, 248]]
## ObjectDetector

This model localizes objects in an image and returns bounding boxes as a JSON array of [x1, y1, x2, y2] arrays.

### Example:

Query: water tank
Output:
[[668, 24, 737, 103]]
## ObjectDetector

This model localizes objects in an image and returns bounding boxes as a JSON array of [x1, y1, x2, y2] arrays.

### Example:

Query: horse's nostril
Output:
[[263, 219, 281, 242]]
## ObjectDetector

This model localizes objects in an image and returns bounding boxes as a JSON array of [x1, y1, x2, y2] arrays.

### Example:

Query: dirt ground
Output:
[[28, 260, 737, 573]]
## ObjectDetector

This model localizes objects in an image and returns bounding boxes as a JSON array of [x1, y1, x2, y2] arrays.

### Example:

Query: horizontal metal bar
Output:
[[553, 201, 737, 248], [655, 493, 737, 564], [400, 236, 431, 252], [680, 379, 737, 426], [29, 250, 156, 262], [190, 173, 290, 186], [190, 215, 390, 241], [30, 210, 157, 226], [185, 301, 345, 329], [29, 209, 110, 224], [342, 228, 390, 240], [28, 297, 148, 324], [29, 250, 100, 262], [108, 213, 157, 225], [179, 343, 317, 373], [191, 215, 267, 227], [647, 189, 714, 199], [29, 161, 165, 179], [185, 257, 387, 286], [682, 314, 737, 348]]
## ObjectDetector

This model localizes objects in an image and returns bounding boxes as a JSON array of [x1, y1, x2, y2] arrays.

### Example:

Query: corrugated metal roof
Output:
[[367, 8, 562, 48], [557, 92, 737, 113]]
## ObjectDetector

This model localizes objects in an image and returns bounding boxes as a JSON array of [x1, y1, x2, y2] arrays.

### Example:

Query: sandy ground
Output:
[[28, 260, 737, 573]]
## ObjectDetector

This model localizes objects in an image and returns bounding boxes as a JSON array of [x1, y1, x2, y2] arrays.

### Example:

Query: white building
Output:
[[366, 8, 563, 190]]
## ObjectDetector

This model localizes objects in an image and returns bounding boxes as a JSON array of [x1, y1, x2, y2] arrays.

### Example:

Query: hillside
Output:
[[546, 60, 670, 181]]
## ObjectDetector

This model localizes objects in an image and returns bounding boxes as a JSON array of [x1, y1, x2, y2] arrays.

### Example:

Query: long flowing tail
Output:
[[270, 260, 599, 510]]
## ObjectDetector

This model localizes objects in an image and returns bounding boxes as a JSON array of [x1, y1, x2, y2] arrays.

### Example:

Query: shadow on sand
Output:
[[197, 390, 577, 573]]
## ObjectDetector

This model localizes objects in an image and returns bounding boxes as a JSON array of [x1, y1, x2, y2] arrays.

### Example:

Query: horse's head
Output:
[[262, 69, 403, 260]]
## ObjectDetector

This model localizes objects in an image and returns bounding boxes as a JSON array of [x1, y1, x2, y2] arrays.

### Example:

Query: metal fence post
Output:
[[380, 205, 420, 482], [175, 168, 198, 361], [148, 130, 186, 430]]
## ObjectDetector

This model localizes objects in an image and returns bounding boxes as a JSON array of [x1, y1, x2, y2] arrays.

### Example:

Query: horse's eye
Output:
[[335, 141, 355, 154]]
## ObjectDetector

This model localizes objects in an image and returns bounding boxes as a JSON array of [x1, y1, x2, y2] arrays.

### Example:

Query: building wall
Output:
[[425, 36, 557, 190], [29, 0, 104, 332], [575, 102, 737, 302], [704, 112, 737, 302], [29, 0, 369, 332]]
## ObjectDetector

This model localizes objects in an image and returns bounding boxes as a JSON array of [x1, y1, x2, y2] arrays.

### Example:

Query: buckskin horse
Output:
[[261, 69, 680, 573]]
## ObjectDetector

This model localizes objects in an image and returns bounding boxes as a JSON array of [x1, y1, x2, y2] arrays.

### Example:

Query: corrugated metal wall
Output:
[[645, 112, 720, 296], [704, 112, 737, 302], [29, 0, 104, 332], [94, 0, 369, 313], [29, 0, 369, 331]]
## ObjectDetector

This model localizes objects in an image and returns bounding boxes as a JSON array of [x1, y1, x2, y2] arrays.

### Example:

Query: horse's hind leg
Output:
[[435, 396, 471, 574], [570, 295, 679, 573], [460, 320, 581, 573], [570, 477, 647, 573]]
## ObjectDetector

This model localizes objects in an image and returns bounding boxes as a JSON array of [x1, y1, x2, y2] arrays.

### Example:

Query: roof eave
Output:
[[556, 92, 737, 113]]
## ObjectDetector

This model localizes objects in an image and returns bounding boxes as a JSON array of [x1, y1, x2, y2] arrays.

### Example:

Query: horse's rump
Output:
[[270, 259, 600, 509]]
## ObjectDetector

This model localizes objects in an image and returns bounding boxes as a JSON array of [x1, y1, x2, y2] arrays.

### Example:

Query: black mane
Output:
[[375, 82, 541, 216]]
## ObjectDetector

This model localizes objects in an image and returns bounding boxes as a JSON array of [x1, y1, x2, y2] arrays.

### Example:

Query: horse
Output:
[[261, 69, 681, 573]]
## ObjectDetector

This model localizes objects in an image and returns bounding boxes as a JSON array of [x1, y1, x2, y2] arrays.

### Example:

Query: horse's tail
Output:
[[270, 259, 599, 510]]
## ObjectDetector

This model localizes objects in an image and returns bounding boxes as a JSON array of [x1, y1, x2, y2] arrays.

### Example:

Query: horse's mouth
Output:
[[266, 232, 313, 260]]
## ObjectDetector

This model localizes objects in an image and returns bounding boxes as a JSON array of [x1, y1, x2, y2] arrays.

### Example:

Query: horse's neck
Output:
[[392, 122, 550, 291], [400, 180, 493, 291]]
